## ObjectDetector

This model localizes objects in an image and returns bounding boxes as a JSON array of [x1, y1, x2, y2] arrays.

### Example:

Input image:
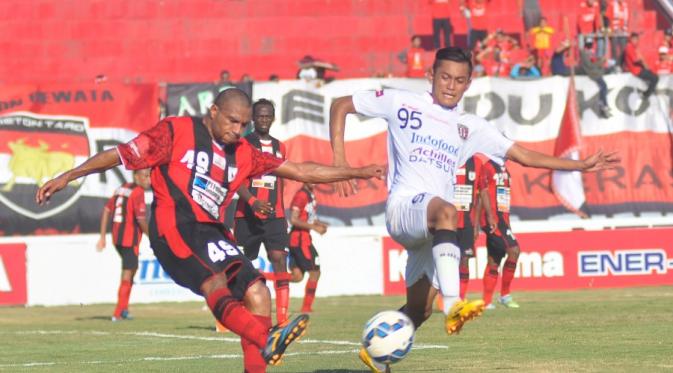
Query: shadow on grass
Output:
[[181, 325, 215, 331], [74, 316, 112, 321]]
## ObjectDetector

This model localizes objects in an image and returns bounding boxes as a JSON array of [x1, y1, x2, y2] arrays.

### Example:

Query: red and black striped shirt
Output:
[[116, 117, 284, 246], [479, 159, 512, 227], [289, 187, 317, 247], [453, 156, 484, 229], [235, 132, 287, 220], [105, 182, 146, 248]]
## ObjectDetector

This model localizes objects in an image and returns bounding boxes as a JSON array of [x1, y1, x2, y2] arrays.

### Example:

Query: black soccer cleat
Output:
[[262, 314, 310, 366]]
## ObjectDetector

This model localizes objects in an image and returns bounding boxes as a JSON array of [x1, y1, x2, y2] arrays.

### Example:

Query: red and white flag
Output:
[[552, 77, 588, 218]]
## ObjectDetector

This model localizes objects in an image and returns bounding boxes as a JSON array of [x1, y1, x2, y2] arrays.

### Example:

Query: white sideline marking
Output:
[[11, 330, 448, 349], [0, 329, 447, 368]]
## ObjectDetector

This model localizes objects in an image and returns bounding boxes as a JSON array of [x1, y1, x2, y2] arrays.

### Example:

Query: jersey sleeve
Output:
[[242, 143, 285, 179], [460, 117, 514, 166], [117, 119, 173, 170], [290, 190, 308, 211], [352, 89, 398, 120], [131, 188, 147, 221]]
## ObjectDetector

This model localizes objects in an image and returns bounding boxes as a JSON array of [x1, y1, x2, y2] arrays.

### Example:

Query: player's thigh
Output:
[[115, 245, 139, 270], [386, 193, 435, 248], [151, 222, 263, 299], [234, 217, 263, 259], [261, 218, 289, 252]]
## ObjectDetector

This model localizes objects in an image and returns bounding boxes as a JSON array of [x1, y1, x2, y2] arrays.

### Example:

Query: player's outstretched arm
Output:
[[329, 96, 359, 196], [273, 161, 385, 184], [36, 149, 121, 205], [506, 143, 620, 172]]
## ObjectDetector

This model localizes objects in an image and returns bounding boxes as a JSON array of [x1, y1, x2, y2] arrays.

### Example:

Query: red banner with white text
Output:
[[0, 84, 158, 235], [383, 227, 673, 295]]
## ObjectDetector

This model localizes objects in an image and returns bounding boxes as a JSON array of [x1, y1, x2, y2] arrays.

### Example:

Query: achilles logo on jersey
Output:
[[0, 112, 91, 220]]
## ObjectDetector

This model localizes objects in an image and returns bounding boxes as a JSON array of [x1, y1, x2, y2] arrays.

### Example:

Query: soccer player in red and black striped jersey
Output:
[[288, 183, 328, 313], [234, 99, 292, 324], [36, 88, 384, 373], [96, 169, 150, 321], [479, 159, 521, 309], [436, 155, 488, 311]]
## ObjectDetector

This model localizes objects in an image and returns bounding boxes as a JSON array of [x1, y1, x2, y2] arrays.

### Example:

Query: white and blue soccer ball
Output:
[[361, 310, 415, 365]]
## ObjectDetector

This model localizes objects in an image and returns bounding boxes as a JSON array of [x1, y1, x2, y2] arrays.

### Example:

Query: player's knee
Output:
[[244, 280, 271, 315], [431, 202, 458, 229], [308, 270, 320, 281], [269, 251, 288, 271], [507, 246, 520, 259]]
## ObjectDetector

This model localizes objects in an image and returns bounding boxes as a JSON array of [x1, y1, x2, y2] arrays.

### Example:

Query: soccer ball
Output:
[[361, 310, 415, 365]]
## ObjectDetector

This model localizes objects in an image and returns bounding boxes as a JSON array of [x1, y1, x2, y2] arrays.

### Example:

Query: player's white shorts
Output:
[[386, 192, 441, 289]]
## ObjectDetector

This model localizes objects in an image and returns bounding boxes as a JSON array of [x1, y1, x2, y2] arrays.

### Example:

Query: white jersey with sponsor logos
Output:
[[352, 88, 513, 202]]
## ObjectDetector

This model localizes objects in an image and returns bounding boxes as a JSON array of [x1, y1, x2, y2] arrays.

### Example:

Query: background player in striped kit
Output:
[[479, 159, 521, 309], [96, 168, 150, 321], [288, 182, 328, 313], [235, 99, 292, 323]]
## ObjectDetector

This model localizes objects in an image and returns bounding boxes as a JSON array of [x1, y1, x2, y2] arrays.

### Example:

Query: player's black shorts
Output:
[[114, 245, 139, 270], [456, 225, 475, 258], [234, 216, 289, 260], [483, 221, 519, 263], [149, 220, 263, 298], [289, 236, 320, 273]]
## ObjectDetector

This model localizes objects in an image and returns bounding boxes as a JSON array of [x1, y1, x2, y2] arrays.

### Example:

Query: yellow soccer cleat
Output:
[[358, 347, 391, 373], [262, 314, 310, 366], [445, 299, 485, 335]]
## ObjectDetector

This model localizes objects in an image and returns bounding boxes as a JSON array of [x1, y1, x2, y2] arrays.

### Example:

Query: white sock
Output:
[[432, 242, 461, 315]]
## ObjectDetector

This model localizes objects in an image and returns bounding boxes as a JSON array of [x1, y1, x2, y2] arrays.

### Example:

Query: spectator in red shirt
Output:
[[623, 33, 659, 99], [399, 35, 430, 78], [97, 169, 151, 321], [462, 0, 490, 50], [606, 0, 629, 64], [577, 0, 605, 58], [430, 0, 454, 48]]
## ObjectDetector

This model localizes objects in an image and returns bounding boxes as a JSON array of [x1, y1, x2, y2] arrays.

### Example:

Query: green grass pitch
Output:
[[1, 286, 672, 372]]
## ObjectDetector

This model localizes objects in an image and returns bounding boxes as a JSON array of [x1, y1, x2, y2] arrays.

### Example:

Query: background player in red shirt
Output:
[[479, 159, 521, 309], [287, 183, 328, 313], [235, 98, 293, 324], [436, 155, 486, 312], [36, 88, 385, 373], [96, 169, 151, 321]]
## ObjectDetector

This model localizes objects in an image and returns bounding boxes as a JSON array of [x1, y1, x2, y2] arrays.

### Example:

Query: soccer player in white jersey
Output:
[[329, 47, 619, 373]]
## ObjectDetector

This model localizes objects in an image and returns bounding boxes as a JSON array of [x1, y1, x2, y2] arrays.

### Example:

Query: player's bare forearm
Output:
[[506, 143, 620, 172], [99, 208, 111, 237], [36, 149, 122, 204], [329, 96, 356, 165], [273, 162, 384, 184], [237, 185, 254, 204], [137, 219, 149, 236]]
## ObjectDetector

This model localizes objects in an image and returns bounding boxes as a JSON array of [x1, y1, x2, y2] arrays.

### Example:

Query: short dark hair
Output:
[[433, 47, 473, 76], [213, 88, 251, 109], [253, 98, 274, 115]]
